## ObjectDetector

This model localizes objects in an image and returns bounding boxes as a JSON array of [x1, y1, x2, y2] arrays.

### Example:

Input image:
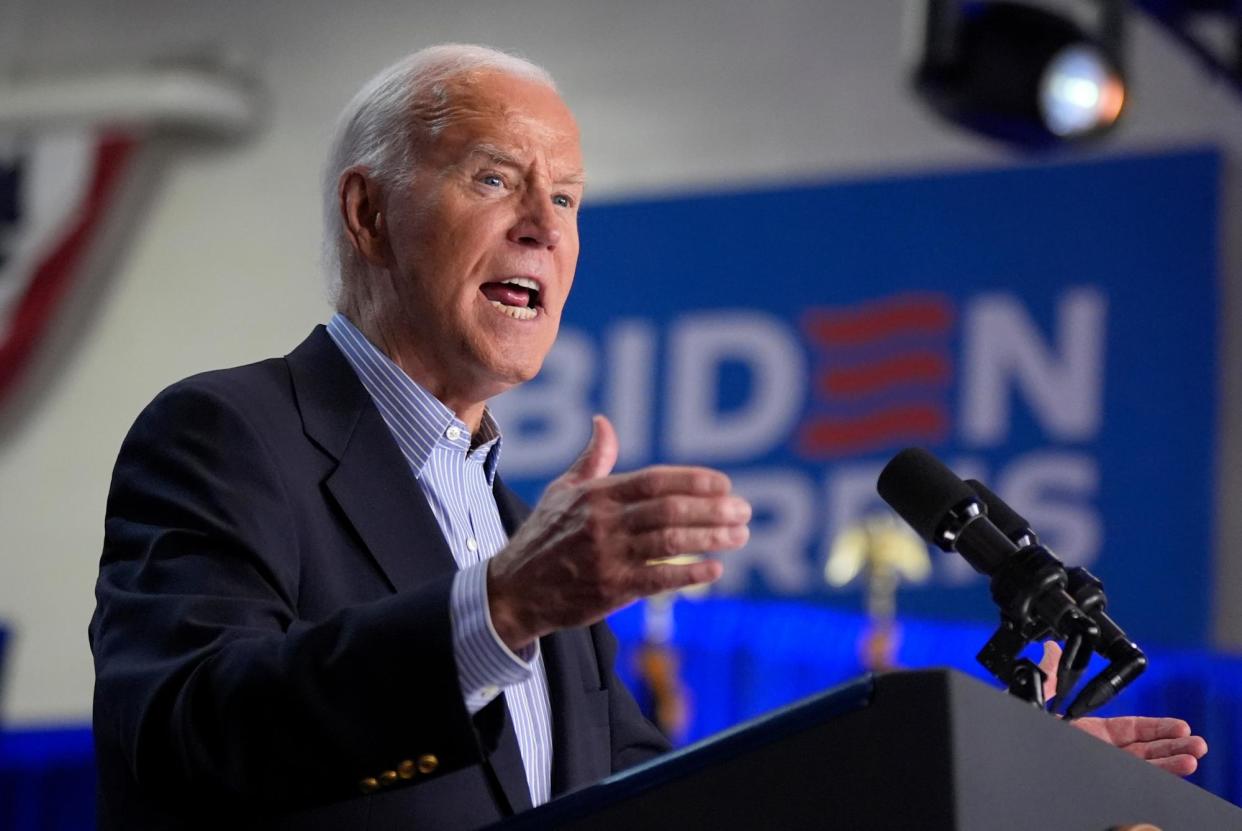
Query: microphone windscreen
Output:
[[877, 448, 976, 542], [965, 479, 1031, 540]]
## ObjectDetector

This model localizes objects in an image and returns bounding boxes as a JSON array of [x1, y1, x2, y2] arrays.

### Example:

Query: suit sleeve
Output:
[[90, 381, 484, 813]]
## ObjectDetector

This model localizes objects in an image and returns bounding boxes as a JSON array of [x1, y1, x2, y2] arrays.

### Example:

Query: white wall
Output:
[[1, 0, 1239, 724]]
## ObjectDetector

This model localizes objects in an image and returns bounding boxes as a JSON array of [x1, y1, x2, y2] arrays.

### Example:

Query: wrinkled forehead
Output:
[[410, 71, 582, 167]]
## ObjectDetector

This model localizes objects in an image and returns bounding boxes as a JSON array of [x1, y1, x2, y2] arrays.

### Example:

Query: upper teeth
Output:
[[502, 277, 540, 292]]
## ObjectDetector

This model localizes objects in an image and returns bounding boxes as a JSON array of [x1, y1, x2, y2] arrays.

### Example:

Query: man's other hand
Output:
[[488, 414, 751, 651], [1039, 642, 1209, 776]]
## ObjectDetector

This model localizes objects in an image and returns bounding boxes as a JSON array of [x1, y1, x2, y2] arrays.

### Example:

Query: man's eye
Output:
[[480, 174, 504, 188], [553, 194, 574, 208]]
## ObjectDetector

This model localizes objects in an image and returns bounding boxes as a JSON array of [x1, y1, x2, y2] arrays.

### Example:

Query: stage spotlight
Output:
[[914, 1, 1127, 147]]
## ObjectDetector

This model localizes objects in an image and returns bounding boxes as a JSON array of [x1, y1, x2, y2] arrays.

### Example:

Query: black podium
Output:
[[493, 669, 1241, 830]]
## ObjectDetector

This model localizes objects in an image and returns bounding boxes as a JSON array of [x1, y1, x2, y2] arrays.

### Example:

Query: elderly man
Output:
[[90, 44, 748, 830], [90, 43, 1204, 831]]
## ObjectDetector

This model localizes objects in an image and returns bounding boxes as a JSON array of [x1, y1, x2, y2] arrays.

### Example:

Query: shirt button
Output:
[[466, 537, 478, 552], [445, 426, 462, 441], [482, 685, 499, 698]]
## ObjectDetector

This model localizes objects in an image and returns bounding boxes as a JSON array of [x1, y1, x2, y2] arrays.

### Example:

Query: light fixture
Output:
[[914, 0, 1127, 147]]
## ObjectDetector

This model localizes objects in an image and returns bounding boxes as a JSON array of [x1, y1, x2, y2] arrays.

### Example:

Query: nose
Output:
[[507, 188, 562, 250]]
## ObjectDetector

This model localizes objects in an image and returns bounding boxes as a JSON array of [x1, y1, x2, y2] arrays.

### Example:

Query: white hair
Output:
[[321, 44, 557, 306]]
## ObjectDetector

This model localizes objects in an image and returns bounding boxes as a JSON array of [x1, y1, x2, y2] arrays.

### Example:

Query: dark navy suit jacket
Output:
[[89, 326, 669, 830]]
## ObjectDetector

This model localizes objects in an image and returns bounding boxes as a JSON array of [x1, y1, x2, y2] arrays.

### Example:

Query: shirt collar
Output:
[[325, 313, 504, 483]]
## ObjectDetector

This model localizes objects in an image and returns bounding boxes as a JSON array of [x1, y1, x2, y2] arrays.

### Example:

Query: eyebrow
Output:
[[469, 142, 521, 168], [467, 142, 586, 187]]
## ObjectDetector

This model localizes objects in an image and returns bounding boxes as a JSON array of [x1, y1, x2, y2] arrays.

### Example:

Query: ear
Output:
[[339, 168, 389, 267]]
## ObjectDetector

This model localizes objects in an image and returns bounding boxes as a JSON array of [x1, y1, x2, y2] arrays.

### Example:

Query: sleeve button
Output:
[[417, 754, 439, 774], [359, 777, 380, 794], [397, 759, 416, 779], [379, 770, 399, 787]]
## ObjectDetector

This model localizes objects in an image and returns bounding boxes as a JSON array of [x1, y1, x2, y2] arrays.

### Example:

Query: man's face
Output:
[[381, 71, 584, 403]]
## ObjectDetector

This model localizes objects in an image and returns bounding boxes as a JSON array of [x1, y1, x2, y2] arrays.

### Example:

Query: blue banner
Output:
[[493, 148, 1220, 647]]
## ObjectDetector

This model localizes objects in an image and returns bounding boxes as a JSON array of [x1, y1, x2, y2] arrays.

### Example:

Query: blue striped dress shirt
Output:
[[326, 313, 553, 806]]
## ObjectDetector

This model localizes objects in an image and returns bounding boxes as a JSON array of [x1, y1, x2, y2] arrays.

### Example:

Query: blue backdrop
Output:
[[494, 148, 1221, 648]]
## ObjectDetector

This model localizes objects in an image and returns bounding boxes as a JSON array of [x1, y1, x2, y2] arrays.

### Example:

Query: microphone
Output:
[[877, 448, 1099, 699], [963, 479, 1146, 718], [963, 478, 1036, 548], [876, 447, 1015, 574]]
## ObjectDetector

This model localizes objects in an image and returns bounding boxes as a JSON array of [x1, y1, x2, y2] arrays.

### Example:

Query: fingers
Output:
[[1147, 754, 1200, 777], [1133, 717, 1193, 742], [630, 559, 724, 596], [1093, 716, 1193, 746], [607, 466, 732, 500], [563, 414, 619, 484], [623, 494, 752, 533], [1120, 735, 1209, 763], [1072, 716, 1208, 779], [1039, 641, 1062, 701], [631, 525, 750, 561]]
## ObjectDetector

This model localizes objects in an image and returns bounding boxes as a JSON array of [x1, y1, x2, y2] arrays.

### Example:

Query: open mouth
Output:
[[480, 277, 543, 320]]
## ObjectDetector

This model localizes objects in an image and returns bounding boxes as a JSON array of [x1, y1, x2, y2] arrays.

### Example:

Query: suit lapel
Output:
[[473, 695, 533, 814], [491, 476, 531, 531], [286, 326, 457, 592], [540, 628, 612, 794], [325, 405, 459, 590]]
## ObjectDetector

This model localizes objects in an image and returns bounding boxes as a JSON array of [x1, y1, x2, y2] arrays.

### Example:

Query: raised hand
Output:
[[487, 414, 751, 651], [1039, 642, 1208, 776]]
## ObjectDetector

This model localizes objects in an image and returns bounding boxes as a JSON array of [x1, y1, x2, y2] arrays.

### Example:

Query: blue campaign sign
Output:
[[492, 148, 1220, 647]]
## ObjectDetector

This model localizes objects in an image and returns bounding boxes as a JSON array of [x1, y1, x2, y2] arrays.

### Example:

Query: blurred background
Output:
[[2, 0, 1241, 825]]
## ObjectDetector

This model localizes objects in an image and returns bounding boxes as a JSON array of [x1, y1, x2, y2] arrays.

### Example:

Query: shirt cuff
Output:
[[450, 561, 539, 714]]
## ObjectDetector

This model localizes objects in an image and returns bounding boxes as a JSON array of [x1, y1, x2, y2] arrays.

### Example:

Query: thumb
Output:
[[563, 414, 618, 483]]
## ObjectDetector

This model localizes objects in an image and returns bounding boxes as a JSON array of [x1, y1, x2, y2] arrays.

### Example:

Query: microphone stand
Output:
[[973, 539, 1099, 708], [1062, 567, 1147, 718], [966, 479, 1147, 717]]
